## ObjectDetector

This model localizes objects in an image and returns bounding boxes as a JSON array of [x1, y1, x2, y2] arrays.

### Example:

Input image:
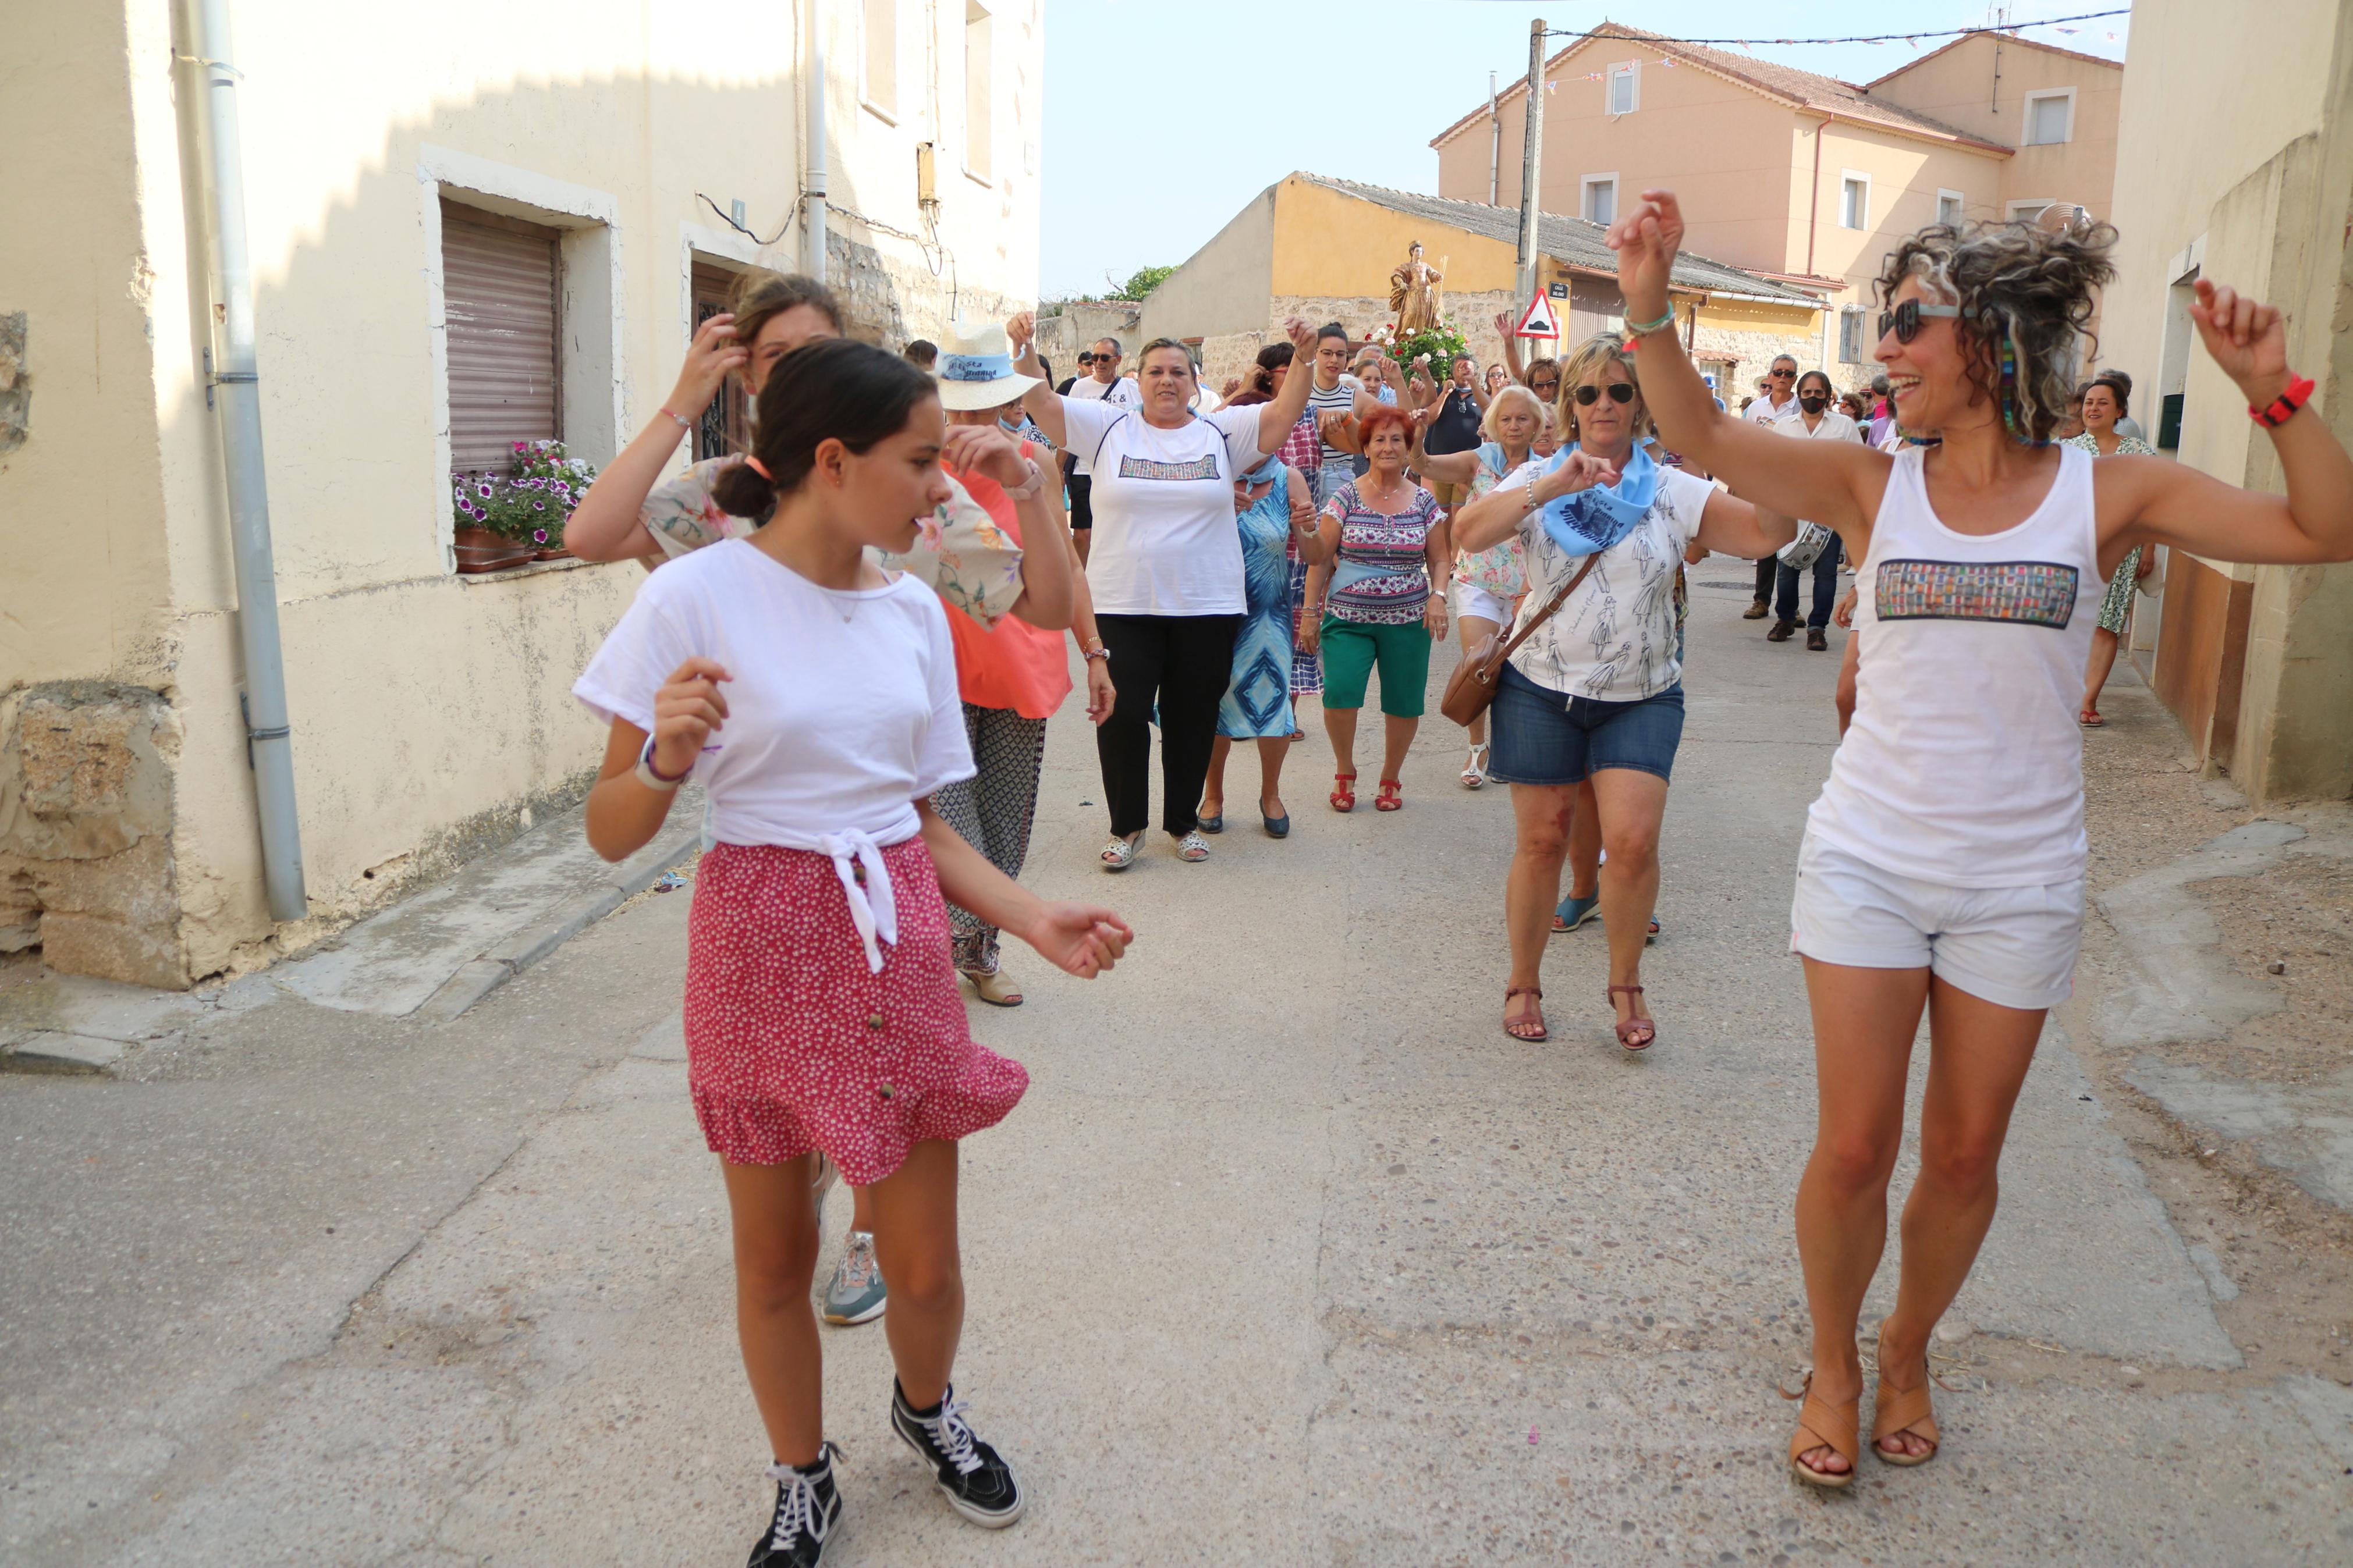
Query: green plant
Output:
[[450, 438, 599, 547], [1380, 321, 1473, 375]]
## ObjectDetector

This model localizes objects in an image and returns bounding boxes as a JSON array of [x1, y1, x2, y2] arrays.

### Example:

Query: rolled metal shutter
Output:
[[442, 201, 560, 478]]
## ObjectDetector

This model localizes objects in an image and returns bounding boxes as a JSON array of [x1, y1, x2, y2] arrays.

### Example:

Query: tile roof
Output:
[[1860, 29, 2123, 91], [1432, 20, 2010, 154], [1294, 174, 1822, 307]]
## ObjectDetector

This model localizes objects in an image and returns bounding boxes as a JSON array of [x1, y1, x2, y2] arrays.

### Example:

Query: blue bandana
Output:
[[1240, 452, 1283, 486], [1534, 441, 1659, 558]]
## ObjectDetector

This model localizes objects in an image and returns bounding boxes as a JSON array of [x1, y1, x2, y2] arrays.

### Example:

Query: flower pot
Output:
[[453, 525, 535, 574], [532, 542, 573, 561]]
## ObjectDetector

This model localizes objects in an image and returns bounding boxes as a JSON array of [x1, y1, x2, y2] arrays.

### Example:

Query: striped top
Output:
[[1307, 375, 1362, 467], [1322, 478, 1440, 625]]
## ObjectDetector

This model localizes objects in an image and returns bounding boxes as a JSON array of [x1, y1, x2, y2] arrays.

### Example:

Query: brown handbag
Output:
[[1438, 554, 1600, 728]]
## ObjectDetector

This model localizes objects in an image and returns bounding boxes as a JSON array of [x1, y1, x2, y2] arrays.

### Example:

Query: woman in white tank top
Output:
[[1606, 192, 2353, 1487]]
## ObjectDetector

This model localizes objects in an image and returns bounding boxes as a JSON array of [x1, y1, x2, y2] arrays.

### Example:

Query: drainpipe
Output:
[[1804, 115, 1833, 278], [191, 0, 307, 922], [803, 0, 828, 280]]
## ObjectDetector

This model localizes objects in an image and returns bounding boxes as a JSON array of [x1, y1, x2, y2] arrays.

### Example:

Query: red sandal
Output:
[[1329, 771, 1357, 812], [1607, 983, 1655, 1054], [1374, 778, 1403, 812], [1503, 986, 1547, 1041]]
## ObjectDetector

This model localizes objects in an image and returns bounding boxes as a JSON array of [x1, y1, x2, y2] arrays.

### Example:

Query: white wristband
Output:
[[1002, 458, 1046, 502], [634, 734, 688, 792]]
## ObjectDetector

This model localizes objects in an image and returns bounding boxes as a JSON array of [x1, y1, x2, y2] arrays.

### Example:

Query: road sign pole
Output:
[[1516, 18, 1545, 305]]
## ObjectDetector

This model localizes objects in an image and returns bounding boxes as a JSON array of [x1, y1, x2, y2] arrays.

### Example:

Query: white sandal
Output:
[[1100, 831, 1141, 871], [1460, 742, 1489, 790], [1175, 830, 1211, 863]]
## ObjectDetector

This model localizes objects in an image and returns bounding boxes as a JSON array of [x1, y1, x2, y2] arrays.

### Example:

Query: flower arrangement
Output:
[[450, 439, 600, 553], [1384, 318, 1474, 379]]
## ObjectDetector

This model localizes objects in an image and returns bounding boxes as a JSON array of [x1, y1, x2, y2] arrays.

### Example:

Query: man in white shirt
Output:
[[1740, 354, 1803, 616], [1065, 337, 1141, 563]]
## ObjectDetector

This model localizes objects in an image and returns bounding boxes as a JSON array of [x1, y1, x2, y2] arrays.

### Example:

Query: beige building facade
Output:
[[1432, 25, 2123, 387], [0, 0, 1044, 987], [2101, 0, 2353, 803]]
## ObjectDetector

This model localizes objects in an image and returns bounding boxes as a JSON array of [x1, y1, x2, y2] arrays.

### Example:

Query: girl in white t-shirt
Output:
[[1609, 190, 2353, 1489], [575, 339, 1132, 1560]]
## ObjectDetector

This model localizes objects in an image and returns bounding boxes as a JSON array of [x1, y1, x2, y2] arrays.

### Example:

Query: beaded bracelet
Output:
[[1621, 307, 1677, 343]]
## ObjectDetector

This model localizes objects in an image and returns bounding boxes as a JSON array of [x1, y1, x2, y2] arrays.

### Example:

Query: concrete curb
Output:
[[416, 826, 700, 1024]]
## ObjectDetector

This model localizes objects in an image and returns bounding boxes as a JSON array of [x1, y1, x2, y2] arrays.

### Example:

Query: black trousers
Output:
[[1753, 554, 1778, 603], [1775, 534, 1843, 629], [1095, 613, 1241, 838]]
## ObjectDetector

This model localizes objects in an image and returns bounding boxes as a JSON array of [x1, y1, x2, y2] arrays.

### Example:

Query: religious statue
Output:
[[1390, 241, 1445, 335]]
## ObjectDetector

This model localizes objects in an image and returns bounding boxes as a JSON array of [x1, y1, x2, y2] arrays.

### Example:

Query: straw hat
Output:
[[931, 317, 1044, 410]]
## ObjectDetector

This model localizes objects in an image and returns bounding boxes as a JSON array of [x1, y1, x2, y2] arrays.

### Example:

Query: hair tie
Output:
[[744, 456, 774, 481]]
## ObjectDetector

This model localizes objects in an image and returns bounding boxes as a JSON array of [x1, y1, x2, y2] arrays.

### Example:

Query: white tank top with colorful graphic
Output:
[[1809, 442, 2103, 888]]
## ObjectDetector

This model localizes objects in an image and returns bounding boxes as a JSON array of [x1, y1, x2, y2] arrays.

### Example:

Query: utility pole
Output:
[[1516, 18, 1546, 306], [1488, 71, 1501, 205]]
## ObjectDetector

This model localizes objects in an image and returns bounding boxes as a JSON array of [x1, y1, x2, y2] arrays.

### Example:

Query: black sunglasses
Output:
[[1768, 367, 1796, 378], [1573, 383, 1637, 406], [1878, 300, 1974, 343]]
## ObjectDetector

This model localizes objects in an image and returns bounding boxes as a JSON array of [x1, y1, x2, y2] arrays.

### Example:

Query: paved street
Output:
[[5, 563, 2350, 1566]]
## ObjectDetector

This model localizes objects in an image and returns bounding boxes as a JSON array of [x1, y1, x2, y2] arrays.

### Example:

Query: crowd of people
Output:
[[559, 189, 2353, 1561]]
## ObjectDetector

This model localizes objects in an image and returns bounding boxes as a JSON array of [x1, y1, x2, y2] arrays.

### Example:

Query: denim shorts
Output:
[[1486, 663, 1685, 786]]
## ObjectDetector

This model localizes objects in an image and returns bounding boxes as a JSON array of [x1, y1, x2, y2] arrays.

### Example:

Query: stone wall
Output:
[[1035, 301, 1147, 376], [0, 312, 26, 455], [0, 684, 184, 989], [1690, 320, 1834, 401]]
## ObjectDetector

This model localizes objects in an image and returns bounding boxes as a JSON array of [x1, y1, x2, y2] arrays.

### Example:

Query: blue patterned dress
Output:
[[1218, 468, 1298, 738]]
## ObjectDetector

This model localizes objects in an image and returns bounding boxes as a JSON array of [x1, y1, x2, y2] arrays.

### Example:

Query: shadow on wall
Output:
[[8, 64, 1034, 989]]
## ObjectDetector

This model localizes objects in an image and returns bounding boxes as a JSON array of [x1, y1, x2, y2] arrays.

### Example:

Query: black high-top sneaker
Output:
[[890, 1381, 1024, 1527], [747, 1443, 843, 1567]]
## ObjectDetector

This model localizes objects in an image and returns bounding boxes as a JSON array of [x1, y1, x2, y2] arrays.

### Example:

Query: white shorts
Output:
[[1453, 580, 1515, 625], [1789, 831, 2084, 1011]]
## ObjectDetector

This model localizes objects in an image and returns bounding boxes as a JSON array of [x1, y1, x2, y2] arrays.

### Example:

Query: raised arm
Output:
[[1006, 311, 1067, 451], [943, 425, 1074, 631], [569, 314, 746, 561], [1252, 317, 1321, 455], [2104, 279, 2353, 567], [1406, 408, 1486, 488], [1492, 312, 1528, 385], [1606, 191, 1886, 539]]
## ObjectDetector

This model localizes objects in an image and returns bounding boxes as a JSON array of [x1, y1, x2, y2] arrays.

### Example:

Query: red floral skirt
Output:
[[684, 838, 1028, 1183]]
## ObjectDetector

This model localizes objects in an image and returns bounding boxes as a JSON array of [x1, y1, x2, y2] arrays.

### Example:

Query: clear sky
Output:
[[1037, 1, 2129, 300]]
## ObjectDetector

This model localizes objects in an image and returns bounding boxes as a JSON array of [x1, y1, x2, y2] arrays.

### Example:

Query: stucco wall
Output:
[[1137, 187, 1277, 344], [1, 0, 1044, 983], [2103, 0, 2353, 802], [1268, 177, 1522, 300], [1865, 34, 2123, 220]]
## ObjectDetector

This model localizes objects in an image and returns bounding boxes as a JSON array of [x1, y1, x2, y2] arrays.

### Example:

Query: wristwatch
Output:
[[634, 734, 691, 792]]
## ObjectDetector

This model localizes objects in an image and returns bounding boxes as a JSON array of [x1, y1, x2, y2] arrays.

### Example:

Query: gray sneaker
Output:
[[823, 1231, 887, 1325]]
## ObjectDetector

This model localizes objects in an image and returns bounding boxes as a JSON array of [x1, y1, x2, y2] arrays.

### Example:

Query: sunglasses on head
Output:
[[1878, 299, 1976, 343], [1572, 383, 1637, 406]]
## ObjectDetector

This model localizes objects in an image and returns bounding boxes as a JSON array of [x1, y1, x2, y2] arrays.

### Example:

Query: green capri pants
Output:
[[1319, 616, 1432, 719]]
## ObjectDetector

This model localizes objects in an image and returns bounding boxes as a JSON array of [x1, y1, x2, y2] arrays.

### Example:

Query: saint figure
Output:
[[1390, 242, 1444, 335]]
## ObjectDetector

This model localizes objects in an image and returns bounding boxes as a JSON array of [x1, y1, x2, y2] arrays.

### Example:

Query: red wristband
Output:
[[2250, 375, 2315, 428]]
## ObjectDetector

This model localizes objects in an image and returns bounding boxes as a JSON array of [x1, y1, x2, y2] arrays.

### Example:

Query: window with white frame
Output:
[[1607, 62, 1638, 115], [1839, 173, 1869, 230], [964, 1, 992, 180], [861, 0, 897, 118], [2024, 88, 2075, 146], [1937, 189, 1964, 227], [1837, 307, 1867, 365], [1582, 175, 1618, 226], [2008, 198, 2058, 223]]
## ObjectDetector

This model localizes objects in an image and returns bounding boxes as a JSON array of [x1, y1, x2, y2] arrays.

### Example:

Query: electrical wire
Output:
[[1530, 9, 2128, 47]]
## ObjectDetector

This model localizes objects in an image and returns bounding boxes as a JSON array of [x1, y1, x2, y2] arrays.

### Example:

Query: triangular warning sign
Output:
[[1515, 293, 1560, 339]]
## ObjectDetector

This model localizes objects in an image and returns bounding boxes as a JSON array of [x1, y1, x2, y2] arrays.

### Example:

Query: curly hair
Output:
[[1875, 215, 2117, 444]]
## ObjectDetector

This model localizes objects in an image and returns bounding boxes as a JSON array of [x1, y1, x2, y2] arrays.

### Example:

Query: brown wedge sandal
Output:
[[1781, 1372, 1861, 1490], [1503, 986, 1548, 1041], [1872, 1322, 1950, 1467]]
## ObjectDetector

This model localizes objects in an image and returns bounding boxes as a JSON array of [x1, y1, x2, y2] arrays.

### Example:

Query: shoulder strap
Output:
[[1089, 410, 1132, 471], [1498, 553, 1602, 661]]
